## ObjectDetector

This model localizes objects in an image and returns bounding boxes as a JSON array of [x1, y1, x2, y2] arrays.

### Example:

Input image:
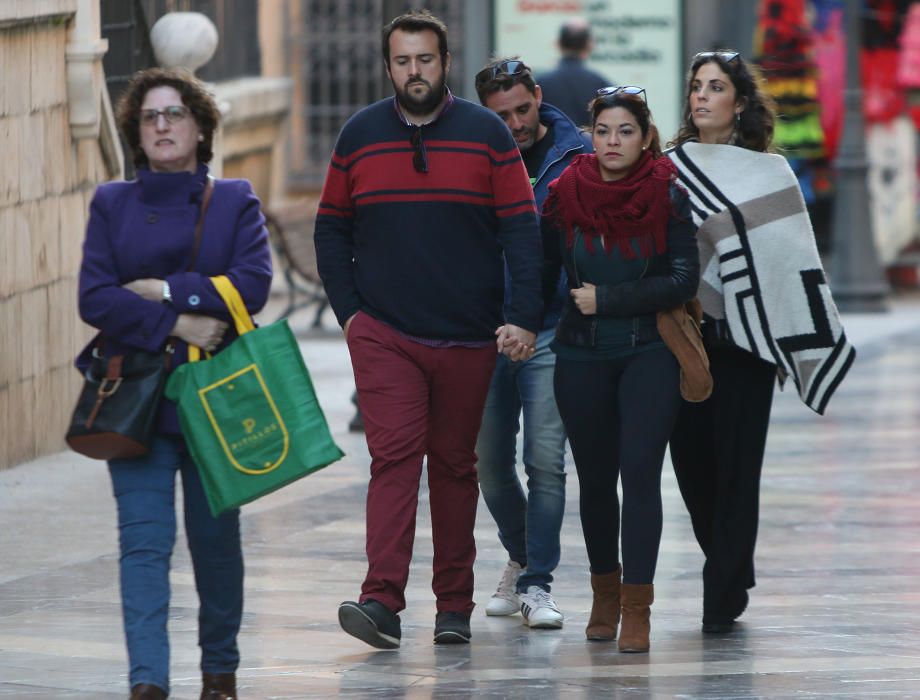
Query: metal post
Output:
[[829, 0, 889, 311]]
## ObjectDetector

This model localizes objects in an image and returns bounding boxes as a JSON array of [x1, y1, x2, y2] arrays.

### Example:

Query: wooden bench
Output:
[[263, 201, 329, 328]]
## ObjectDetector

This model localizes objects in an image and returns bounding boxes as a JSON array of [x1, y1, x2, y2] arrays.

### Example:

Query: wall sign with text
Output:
[[495, 0, 683, 141]]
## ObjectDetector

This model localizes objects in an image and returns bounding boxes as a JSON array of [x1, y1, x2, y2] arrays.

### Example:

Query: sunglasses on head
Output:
[[595, 85, 647, 101], [410, 127, 428, 174], [693, 51, 740, 63], [475, 60, 527, 86]]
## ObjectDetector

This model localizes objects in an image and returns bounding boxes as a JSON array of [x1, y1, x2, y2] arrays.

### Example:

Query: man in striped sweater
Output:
[[314, 10, 543, 650]]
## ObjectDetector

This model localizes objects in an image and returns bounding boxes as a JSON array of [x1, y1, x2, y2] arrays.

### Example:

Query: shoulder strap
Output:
[[186, 177, 215, 272]]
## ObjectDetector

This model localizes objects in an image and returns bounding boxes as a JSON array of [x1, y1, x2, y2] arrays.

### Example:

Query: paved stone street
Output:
[[2, 298, 920, 698]]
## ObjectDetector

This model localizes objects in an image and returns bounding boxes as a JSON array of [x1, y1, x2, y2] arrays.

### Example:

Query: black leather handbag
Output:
[[65, 346, 173, 459]]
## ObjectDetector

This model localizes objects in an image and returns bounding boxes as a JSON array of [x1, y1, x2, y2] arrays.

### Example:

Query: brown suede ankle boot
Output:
[[200, 672, 237, 700], [618, 583, 654, 653], [585, 566, 621, 641]]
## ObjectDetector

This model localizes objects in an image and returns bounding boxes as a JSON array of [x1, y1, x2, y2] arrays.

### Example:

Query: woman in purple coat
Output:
[[76, 68, 272, 700]]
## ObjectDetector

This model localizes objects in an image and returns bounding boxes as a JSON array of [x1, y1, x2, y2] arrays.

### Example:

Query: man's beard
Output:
[[393, 72, 447, 116]]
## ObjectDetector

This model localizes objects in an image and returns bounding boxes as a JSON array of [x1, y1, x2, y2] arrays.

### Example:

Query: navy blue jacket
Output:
[[537, 58, 610, 127], [76, 164, 273, 433]]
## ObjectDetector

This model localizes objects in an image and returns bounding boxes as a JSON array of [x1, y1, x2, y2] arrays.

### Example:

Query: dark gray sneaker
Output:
[[434, 611, 471, 644], [338, 599, 401, 649]]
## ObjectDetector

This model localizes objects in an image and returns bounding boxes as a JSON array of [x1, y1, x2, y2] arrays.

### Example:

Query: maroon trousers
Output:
[[346, 312, 496, 615]]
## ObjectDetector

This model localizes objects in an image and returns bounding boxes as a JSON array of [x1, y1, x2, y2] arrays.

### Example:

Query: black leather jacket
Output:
[[542, 183, 700, 348]]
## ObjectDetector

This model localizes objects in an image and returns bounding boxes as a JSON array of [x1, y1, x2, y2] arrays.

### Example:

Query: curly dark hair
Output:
[[589, 91, 662, 158], [670, 51, 775, 153], [382, 9, 449, 65], [115, 67, 220, 169], [474, 56, 537, 103]]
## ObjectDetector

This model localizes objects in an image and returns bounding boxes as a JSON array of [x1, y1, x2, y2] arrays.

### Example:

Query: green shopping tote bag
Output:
[[165, 275, 344, 516]]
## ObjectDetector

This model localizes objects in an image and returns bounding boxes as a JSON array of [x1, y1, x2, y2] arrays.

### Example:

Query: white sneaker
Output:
[[485, 561, 522, 616], [520, 585, 564, 629]]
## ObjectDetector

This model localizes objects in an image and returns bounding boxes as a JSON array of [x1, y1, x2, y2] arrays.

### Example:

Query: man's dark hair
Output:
[[474, 57, 537, 103], [382, 9, 449, 64], [559, 23, 591, 54]]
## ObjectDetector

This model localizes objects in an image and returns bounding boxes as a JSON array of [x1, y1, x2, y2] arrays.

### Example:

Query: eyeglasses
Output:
[[692, 51, 740, 63], [475, 60, 527, 87], [410, 127, 428, 173], [140, 105, 190, 126], [595, 85, 647, 101]]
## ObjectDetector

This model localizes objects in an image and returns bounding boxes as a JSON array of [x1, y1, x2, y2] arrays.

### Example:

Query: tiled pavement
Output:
[[2, 297, 920, 698]]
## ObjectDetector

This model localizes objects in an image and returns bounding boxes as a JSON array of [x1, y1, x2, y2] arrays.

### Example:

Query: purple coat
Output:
[[76, 164, 273, 434]]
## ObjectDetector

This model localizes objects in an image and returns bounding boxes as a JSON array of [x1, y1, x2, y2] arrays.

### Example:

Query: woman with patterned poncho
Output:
[[666, 50, 854, 634]]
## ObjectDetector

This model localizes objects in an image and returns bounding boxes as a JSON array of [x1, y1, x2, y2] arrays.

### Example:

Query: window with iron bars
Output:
[[286, 0, 466, 190]]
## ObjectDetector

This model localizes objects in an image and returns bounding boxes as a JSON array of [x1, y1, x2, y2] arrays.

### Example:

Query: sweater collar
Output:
[[136, 162, 210, 206]]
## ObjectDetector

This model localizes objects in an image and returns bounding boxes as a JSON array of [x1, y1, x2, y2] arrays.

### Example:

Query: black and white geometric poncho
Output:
[[668, 142, 855, 415]]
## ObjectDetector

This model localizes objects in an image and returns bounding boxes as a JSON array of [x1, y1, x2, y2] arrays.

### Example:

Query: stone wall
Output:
[[0, 2, 120, 469]]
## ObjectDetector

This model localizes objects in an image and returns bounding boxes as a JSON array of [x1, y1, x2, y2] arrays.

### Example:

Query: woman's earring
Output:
[[736, 112, 742, 126], [198, 134, 204, 142]]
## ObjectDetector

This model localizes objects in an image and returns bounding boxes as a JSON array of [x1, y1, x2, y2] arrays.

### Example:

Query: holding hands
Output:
[[495, 324, 537, 362]]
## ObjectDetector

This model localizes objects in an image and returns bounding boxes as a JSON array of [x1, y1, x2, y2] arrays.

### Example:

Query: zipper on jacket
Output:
[[571, 229, 597, 346], [630, 255, 651, 347], [535, 142, 584, 188]]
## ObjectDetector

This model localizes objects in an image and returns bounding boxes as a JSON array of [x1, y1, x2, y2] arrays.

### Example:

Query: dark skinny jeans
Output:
[[554, 346, 681, 584]]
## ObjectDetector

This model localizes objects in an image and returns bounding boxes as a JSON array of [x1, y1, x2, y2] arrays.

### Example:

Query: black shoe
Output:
[[338, 599, 401, 649], [702, 589, 748, 633], [434, 611, 471, 644], [348, 409, 364, 432], [348, 391, 364, 432], [702, 618, 736, 634]]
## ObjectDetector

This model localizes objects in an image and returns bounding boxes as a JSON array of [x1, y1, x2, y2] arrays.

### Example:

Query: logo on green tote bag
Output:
[[197, 364, 289, 474]]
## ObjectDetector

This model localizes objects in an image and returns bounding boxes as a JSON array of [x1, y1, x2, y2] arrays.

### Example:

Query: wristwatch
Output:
[[162, 280, 173, 304]]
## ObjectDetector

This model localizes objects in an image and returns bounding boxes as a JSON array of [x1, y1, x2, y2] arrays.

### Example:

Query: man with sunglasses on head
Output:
[[314, 10, 544, 650], [474, 57, 592, 630]]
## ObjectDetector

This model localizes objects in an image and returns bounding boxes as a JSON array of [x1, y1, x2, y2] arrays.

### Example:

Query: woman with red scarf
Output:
[[542, 87, 699, 653]]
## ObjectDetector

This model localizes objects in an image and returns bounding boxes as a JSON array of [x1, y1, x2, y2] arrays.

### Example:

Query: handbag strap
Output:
[[187, 176, 215, 272]]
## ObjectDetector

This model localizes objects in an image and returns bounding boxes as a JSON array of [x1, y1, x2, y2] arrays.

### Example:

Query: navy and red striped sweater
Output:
[[314, 95, 543, 342]]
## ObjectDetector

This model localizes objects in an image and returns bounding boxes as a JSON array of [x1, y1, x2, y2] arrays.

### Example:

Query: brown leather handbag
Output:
[[656, 298, 713, 402]]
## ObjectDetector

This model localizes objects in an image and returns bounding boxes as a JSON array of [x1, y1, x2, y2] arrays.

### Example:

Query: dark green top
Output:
[[552, 232, 664, 360]]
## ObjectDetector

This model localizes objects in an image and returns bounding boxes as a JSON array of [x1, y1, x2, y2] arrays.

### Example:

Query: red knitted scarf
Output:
[[544, 151, 678, 258]]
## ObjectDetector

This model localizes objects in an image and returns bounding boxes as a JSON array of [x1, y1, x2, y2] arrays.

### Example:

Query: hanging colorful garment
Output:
[[897, 3, 920, 129], [862, 0, 909, 123], [867, 116, 918, 263], [812, 0, 846, 158], [754, 0, 826, 159]]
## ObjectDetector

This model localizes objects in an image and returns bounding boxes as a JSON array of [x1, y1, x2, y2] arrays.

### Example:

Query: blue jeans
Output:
[[475, 328, 567, 592], [108, 436, 243, 693]]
